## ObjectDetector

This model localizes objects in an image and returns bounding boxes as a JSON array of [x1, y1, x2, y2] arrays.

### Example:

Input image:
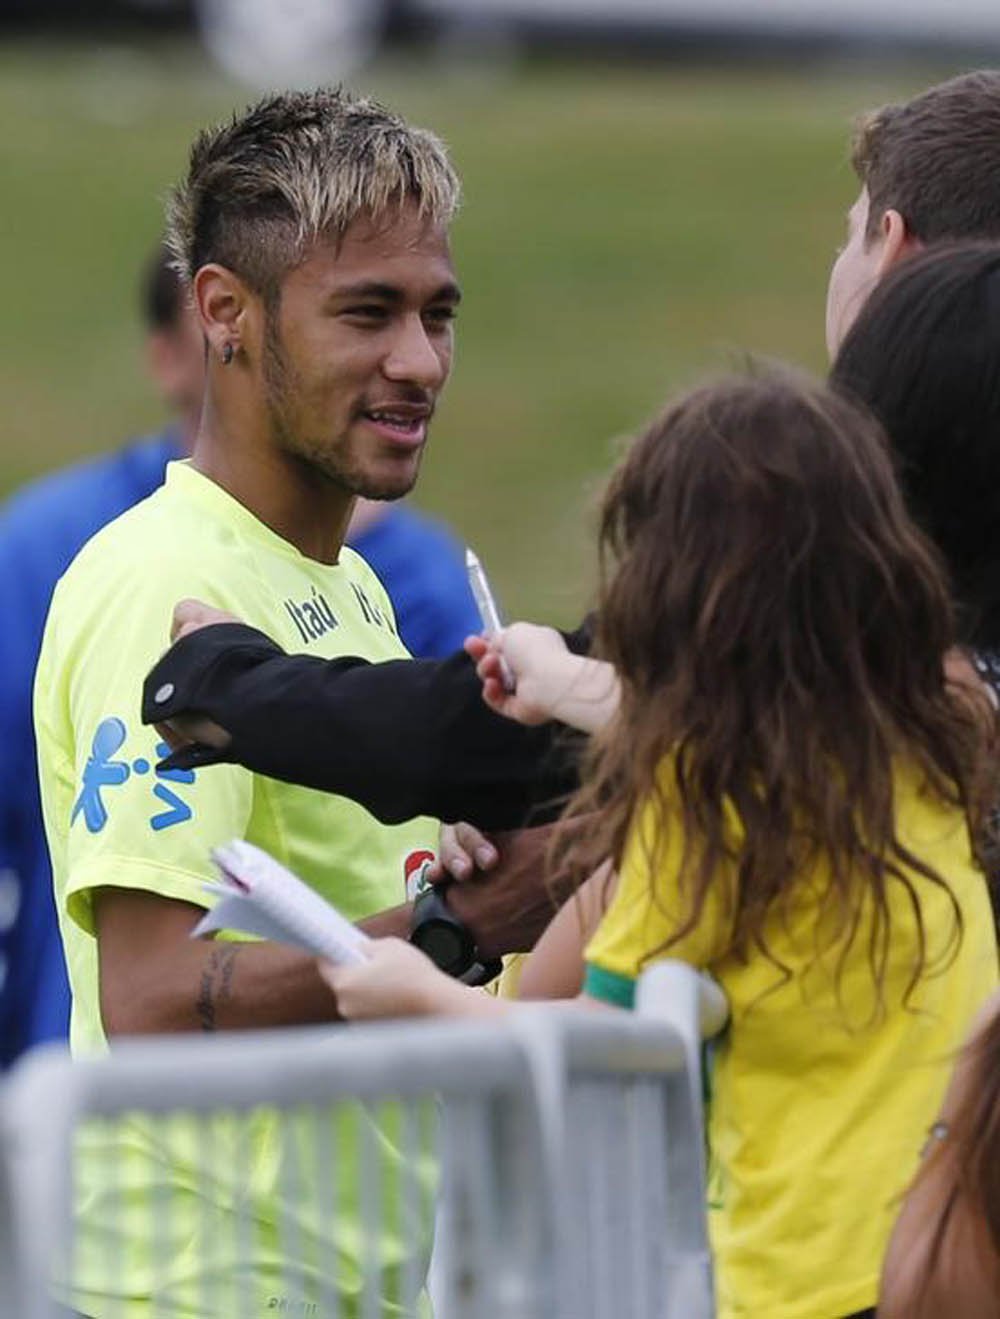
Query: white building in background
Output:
[[427, 0, 1000, 43], [196, 0, 1000, 87]]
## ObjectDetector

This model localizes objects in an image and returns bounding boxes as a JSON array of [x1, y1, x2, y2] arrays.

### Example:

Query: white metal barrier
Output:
[[0, 962, 727, 1319]]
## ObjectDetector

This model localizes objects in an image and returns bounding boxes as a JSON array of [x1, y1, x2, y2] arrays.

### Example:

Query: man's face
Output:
[[825, 187, 885, 358], [261, 203, 459, 501], [146, 302, 206, 440]]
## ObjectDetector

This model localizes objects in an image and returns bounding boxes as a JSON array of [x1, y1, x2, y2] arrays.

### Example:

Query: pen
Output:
[[465, 547, 516, 692]]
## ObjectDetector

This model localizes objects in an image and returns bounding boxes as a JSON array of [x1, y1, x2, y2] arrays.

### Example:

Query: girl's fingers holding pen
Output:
[[463, 634, 490, 662]]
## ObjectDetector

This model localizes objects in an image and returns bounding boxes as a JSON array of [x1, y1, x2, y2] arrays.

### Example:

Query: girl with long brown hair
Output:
[[324, 370, 998, 1319]]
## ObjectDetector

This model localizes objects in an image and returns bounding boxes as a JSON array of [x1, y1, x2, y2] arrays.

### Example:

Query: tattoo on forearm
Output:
[[196, 945, 239, 1032]]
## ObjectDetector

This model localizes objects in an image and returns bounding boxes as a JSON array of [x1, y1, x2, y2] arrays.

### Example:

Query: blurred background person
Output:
[[0, 246, 203, 1067], [826, 70, 1000, 356], [346, 495, 479, 658]]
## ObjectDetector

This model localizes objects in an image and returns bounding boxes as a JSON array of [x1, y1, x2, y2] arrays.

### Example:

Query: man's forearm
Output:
[[99, 898, 412, 1036], [195, 904, 413, 1031], [192, 940, 333, 1032]]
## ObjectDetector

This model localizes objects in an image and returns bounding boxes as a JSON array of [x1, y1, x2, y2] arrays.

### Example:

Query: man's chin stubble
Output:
[[348, 450, 425, 502], [281, 440, 420, 502], [351, 472, 420, 501]]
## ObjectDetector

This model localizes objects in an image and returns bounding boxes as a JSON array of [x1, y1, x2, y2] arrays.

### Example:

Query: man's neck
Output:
[[191, 423, 354, 566]]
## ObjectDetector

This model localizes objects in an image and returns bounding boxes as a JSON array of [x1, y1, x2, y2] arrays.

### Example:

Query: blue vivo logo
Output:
[[71, 717, 197, 834]]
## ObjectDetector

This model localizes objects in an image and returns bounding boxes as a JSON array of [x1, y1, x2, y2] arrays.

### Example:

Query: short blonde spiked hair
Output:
[[166, 87, 460, 301]]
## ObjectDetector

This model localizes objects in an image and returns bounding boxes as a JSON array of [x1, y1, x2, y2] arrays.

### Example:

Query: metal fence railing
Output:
[[0, 961, 727, 1319]]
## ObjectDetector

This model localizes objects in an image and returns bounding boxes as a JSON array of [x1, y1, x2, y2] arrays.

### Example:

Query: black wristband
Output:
[[409, 887, 501, 985]]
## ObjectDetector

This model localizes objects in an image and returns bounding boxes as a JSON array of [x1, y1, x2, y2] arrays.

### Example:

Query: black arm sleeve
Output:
[[142, 623, 589, 830]]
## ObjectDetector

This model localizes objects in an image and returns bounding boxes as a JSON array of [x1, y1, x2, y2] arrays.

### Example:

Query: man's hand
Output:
[[171, 598, 241, 643], [428, 818, 590, 958], [153, 599, 243, 751], [440, 823, 579, 959], [156, 712, 232, 753], [428, 821, 499, 882]]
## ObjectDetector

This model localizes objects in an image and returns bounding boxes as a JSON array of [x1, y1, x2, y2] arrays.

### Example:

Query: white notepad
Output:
[[193, 839, 371, 966]]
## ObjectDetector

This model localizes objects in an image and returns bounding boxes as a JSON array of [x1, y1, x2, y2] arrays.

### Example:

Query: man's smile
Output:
[[358, 399, 432, 447]]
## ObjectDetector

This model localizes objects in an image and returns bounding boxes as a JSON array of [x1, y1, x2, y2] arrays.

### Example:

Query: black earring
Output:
[[221, 342, 234, 366]]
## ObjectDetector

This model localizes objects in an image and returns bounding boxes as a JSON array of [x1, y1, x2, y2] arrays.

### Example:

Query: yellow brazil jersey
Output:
[[34, 461, 439, 1319], [583, 762, 998, 1319]]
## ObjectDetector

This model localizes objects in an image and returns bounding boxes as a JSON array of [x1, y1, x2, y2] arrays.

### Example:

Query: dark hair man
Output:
[[0, 248, 204, 1069], [33, 87, 497, 1316], [826, 69, 1000, 355]]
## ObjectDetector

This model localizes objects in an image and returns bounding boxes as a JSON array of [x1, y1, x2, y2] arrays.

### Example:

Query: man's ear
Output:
[[876, 208, 921, 277], [192, 264, 256, 364]]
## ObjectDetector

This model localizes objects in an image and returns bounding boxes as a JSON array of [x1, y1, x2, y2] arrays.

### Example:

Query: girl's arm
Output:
[[517, 863, 617, 1000]]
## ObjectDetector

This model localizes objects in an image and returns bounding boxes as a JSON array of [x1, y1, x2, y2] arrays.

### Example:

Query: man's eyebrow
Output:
[[333, 280, 462, 304]]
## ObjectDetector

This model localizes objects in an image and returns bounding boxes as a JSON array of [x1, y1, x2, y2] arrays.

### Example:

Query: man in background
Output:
[[350, 494, 479, 658], [826, 68, 1000, 356], [0, 249, 203, 1067]]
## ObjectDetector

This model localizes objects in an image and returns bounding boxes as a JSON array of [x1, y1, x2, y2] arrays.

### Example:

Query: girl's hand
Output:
[[464, 623, 574, 725], [320, 938, 461, 1021], [466, 624, 618, 734]]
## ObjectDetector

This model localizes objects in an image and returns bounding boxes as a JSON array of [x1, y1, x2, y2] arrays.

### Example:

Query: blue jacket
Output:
[[0, 436, 480, 1065], [349, 506, 481, 661], [0, 432, 181, 1065]]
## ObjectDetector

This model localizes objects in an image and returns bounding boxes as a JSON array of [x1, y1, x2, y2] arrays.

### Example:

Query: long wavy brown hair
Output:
[[560, 371, 990, 999]]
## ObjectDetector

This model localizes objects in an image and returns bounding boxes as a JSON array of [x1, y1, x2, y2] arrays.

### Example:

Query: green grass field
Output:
[[0, 39, 962, 622]]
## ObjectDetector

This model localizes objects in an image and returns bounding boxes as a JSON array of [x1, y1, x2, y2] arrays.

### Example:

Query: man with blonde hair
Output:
[[35, 87, 473, 1317]]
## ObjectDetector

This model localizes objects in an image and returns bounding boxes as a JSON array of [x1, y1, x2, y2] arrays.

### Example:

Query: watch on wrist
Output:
[[409, 887, 502, 985]]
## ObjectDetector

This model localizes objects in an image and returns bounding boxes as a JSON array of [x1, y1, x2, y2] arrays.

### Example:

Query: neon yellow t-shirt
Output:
[[35, 461, 440, 1318], [584, 764, 998, 1319]]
